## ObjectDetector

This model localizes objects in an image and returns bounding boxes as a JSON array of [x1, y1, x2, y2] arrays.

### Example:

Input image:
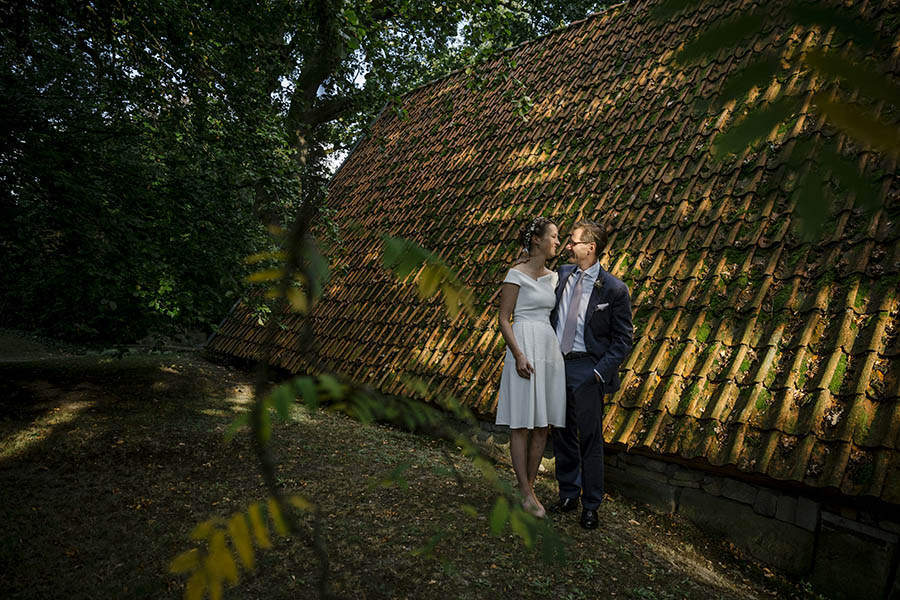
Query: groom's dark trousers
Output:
[[552, 355, 605, 510]]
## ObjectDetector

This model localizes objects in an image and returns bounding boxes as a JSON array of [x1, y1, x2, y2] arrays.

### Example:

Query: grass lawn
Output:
[[0, 340, 821, 599]]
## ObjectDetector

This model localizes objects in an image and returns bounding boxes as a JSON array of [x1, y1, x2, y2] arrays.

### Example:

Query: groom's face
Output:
[[565, 227, 596, 264]]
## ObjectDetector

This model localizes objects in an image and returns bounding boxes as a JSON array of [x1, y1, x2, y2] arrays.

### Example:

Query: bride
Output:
[[495, 217, 566, 518]]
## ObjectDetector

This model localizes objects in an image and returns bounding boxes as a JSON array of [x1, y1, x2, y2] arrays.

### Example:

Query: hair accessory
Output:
[[522, 217, 541, 251]]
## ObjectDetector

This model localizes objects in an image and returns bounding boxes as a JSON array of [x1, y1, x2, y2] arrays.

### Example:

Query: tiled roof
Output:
[[209, 0, 900, 503]]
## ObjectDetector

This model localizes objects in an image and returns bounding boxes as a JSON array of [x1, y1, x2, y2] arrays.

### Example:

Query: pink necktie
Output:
[[560, 270, 584, 353]]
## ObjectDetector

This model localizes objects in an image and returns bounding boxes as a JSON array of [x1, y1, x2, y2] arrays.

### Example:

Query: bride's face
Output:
[[532, 224, 560, 258]]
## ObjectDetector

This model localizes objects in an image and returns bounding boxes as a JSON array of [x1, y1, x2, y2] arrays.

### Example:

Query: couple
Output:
[[496, 217, 633, 529]]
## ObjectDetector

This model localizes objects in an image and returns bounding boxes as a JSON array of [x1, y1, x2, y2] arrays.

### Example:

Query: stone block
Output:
[[880, 520, 900, 535], [775, 495, 797, 523], [620, 453, 669, 473], [795, 497, 819, 532], [668, 479, 701, 488], [631, 465, 671, 484], [701, 474, 723, 496], [606, 467, 677, 514], [812, 513, 899, 600], [670, 466, 704, 482], [753, 489, 778, 517], [721, 478, 758, 505], [678, 488, 814, 574]]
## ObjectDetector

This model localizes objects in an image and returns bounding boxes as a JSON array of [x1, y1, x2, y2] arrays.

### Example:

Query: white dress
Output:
[[495, 269, 566, 429]]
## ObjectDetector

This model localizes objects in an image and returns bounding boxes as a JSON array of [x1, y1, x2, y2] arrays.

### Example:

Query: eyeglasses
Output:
[[567, 240, 594, 246]]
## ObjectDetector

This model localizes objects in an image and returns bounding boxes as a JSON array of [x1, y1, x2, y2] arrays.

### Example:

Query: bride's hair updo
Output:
[[517, 216, 555, 254]]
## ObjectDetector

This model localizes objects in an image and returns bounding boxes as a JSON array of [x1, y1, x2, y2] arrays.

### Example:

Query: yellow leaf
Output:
[[245, 268, 284, 284], [417, 263, 444, 298], [264, 287, 281, 299], [286, 288, 308, 313], [227, 513, 254, 570], [206, 569, 223, 600], [289, 495, 315, 512], [266, 224, 284, 237], [185, 570, 206, 600], [247, 503, 271, 549], [441, 283, 461, 318], [209, 530, 239, 585], [268, 498, 289, 537], [245, 250, 286, 264], [169, 548, 200, 574], [190, 519, 216, 541]]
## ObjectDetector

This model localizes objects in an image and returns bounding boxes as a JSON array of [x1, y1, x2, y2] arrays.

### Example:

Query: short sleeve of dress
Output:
[[502, 269, 522, 286], [549, 271, 559, 289]]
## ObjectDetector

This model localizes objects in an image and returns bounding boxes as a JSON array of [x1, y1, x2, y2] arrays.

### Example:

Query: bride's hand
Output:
[[515, 355, 535, 379]]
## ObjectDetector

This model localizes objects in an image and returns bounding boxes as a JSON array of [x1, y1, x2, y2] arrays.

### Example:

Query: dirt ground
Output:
[[0, 330, 823, 599]]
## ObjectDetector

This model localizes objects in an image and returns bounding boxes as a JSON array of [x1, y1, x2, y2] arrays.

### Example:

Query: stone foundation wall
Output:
[[473, 421, 900, 600], [603, 450, 900, 599]]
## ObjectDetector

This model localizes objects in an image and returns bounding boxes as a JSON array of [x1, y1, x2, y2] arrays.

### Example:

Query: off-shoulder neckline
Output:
[[509, 268, 555, 282]]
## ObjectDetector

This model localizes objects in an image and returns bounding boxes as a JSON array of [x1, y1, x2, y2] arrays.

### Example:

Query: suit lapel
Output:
[[583, 266, 608, 323]]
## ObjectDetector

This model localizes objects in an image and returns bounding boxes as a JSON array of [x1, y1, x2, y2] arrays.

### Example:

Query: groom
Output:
[[548, 220, 633, 529]]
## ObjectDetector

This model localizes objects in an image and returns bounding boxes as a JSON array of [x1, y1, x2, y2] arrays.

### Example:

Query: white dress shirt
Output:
[[556, 261, 605, 383]]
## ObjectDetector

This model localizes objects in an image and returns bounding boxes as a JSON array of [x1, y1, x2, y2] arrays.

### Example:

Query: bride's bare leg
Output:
[[510, 428, 531, 496], [526, 427, 549, 511], [511, 429, 544, 517]]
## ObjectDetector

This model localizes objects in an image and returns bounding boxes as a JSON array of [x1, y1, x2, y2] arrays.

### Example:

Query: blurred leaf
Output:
[[169, 548, 200, 574], [541, 528, 566, 563], [267, 497, 289, 536], [460, 504, 478, 517], [817, 143, 880, 210], [247, 502, 272, 549], [382, 235, 426, 279], [190, 519, 217, 541], [489, 497, 509, 534], [269, 384, 294, 421], [289, 495, 315, 511], [411, 532, 444, 557], [815, 95, 900, 156], [185, 570, 206, 600], [224, 412, 249, 442], [257, 403, 271, 444], [286, 287, 308, 313], [318, 373, 347, 399], [676, 12, 765, 65], [418, 263, 444, 298], [793, 169, 828, 239], [713, 54, 783, 109], [509, 510, 535, 548], [227, 513, 255, 570], [803, 49, 900, 107], [245, 250, 286, 264], [245, 268, 284, 284], [441, 283, 462, 318], [713, 96, 800, 158], [786, 1, 879, 48], [293, 376, 319, 409], [209, 530, 239, 585]]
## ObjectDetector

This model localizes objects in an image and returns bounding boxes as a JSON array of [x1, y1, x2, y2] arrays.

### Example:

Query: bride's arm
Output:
[[498, 281, 534, 379]]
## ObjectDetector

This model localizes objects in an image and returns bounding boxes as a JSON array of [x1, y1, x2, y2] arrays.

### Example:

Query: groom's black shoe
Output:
[[548, 497, 579, 514], [580, 508, 599, 530]]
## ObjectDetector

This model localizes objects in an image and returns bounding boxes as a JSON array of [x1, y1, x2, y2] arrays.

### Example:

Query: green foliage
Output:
[[651, 0, 899, 239]]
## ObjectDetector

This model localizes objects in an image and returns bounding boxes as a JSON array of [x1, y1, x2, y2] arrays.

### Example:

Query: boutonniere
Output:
[[593, 277, 605, 292]]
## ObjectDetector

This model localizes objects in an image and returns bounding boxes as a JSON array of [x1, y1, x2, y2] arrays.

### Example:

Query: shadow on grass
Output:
[[0, 354, 819, 600]]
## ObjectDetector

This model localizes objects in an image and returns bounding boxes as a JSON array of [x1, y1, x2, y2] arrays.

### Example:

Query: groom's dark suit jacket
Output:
[[549, 263, 634, 394]]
